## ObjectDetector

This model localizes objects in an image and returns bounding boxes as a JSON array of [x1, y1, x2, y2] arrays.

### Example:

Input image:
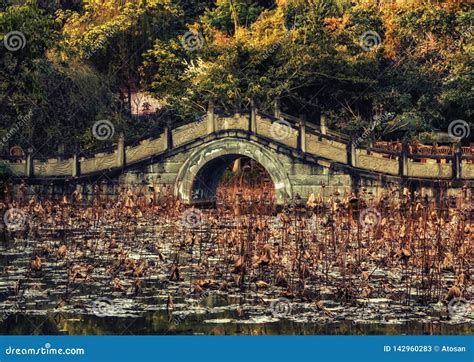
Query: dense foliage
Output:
[[0, 0, 472, 154]]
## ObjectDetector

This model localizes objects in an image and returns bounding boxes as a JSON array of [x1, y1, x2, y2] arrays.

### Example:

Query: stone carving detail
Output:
[[218, 115, 248, 131], [34, 160, 73, 176], [81, 152, 116, 174], [408, 162, 452, 179], [4, 162, 25, 176], [356, 152, 398, 175], [127, 136, 166, 164], [257, 117, 298, 149], [462, 162, 474, 179], [173, 120, 207, 147], [306, 134, 347, 164]]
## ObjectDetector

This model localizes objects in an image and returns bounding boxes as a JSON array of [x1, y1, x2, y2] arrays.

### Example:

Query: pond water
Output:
[[0, 203, 472, 336], [0, 277, 472, 335]]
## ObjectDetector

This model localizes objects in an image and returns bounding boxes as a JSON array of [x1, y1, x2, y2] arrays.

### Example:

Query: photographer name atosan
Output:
[[383, 345, 467, 352], [439, 346, 467, 352]]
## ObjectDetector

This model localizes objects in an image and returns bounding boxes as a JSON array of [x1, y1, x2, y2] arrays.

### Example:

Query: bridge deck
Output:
[[1, 110, 473, 182]]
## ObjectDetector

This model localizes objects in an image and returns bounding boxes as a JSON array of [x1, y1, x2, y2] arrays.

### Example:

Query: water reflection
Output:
[[1, 312, 472, 335]]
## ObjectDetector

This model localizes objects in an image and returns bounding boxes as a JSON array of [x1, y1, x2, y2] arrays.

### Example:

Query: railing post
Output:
[[26, 147, 33, 177], [57, 143, 65, 161], [399, 140, 408, 177], [273, 98, 281, 119], [72, 153, 80, 177], [348, 140, 356, 167], [207, 100, 216, 134], [453, 144, 462, 179], [250, 99, 257, 134], [298, 114, 306, 153], [164, 125, 172, 150], [320, 113, 328, 135], [117, 133, 125, 168]]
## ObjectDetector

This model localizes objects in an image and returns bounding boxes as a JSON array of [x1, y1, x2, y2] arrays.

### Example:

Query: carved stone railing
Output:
[[1, 103, 473, 181], [354, 149, 399, 175]]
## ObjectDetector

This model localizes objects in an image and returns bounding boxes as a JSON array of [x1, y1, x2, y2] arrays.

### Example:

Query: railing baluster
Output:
[[165, 126, 172, 150], [320, 113, 328, 135], [207, 101, 215, 134], [26, 147, 33, 177], [298, 114, 306, 153], [453, 145, 462, 180], [273, 98, 281, 119], [348, 141, 356, 167], [117, 133, 125, 168], [250, 99, 257, 134], [399, 140, 408, 177], [72, 153, 80, 177]]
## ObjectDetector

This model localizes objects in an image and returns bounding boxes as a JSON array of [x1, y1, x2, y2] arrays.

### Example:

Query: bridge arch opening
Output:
[[195, 156, 275, 208], [174, 138, 293, 206]]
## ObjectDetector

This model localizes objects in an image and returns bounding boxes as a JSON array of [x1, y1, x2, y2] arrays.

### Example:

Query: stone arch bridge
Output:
[[2, 107, 473, 204]]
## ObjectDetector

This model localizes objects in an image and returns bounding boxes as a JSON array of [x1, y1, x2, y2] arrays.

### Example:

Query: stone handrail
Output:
[[1, 105, 473, 181]]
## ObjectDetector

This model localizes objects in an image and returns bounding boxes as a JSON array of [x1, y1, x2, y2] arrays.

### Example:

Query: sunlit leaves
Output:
[[0, 0, 60, 59]]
